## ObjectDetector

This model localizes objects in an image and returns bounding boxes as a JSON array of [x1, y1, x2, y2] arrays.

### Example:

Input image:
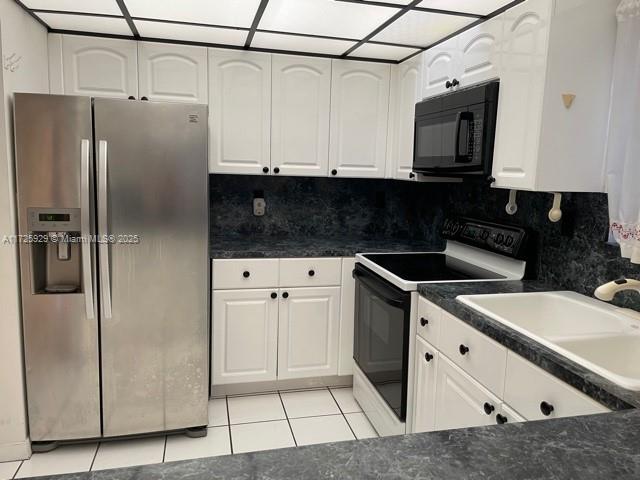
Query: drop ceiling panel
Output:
[[419, 0, 514, 15], [379, 0, 419, 4], [252, 32, 356, 56], [135, 20, 248, 45], [35, 13, 132, 35], [22, 0, 122, 15], [350, 43, 420, 61], [260, 0, 398, 40], [125, 0, 262, 28], [372, 10, 474, 47]]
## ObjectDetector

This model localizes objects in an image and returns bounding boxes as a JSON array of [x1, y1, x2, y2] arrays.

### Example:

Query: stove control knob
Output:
[[505, 235, 514, 247], [495, 233, 505, 245]]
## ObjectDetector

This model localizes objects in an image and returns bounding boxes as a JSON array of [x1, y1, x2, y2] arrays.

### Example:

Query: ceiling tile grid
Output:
[[24, 0, 521, 62]]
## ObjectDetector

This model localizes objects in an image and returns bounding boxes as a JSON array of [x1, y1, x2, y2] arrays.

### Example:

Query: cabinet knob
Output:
[[270, 292, 277, 299], [424, 352, 434, 362], [483, 402, 495, 415], [308, 269, 315, 277], [243, 271, 250, 278], [409, 172, 415, 179], [452, 78, 460, 87], [540, 401, 555, 416], [273, 167, 280, 174], [487, 175, 496, 184], [141, 96, 149, 101], [459, 344, 470, 355], [331, 169, 337, 176], [263, 166, 269, 174], [445, 80, 453, 89], [496, 414, 508, 425], [128, 96, 136, 100], [420, 317, 429, 327], [282, 292, 289, 299]]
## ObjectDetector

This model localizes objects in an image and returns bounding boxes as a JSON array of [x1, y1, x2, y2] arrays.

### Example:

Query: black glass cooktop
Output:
[[362, 253, 506, 282]]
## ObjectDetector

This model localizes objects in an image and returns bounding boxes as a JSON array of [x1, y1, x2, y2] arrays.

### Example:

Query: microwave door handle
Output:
[[353, 270, 406, 308]]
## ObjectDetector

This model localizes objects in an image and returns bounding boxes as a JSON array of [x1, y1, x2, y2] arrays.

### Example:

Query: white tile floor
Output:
[[1, 386, 377, 479]]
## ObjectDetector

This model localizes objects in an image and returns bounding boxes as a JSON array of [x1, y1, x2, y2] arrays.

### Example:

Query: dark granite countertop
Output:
[[418, 280, 640, 410], [31, 409, 640, 479], [210, 236, 440, 259]]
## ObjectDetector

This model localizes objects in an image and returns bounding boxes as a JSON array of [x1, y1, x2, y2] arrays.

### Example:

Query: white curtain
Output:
[[606, 0, 640, 263]]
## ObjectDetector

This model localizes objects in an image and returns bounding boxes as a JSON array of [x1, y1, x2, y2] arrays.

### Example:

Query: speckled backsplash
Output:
[[209, 174, 640, 310]]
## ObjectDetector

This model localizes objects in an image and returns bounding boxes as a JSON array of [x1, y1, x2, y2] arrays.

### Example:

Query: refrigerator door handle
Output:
[[80, 139, 95, 320], [98, 140, 113, 320]]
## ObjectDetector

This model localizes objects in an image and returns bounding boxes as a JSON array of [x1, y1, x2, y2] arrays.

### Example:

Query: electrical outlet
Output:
[[253, 197, 266, 216]]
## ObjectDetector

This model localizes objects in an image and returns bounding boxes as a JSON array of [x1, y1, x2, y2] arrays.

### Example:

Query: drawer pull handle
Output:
[[459, 344, 469, 355], [243, 271, 250, 278], [308, 269, 315, 277], [540, 401, 555, 416], [483, 402, 495, 415], [496, 414, 508, 425], [424, 352, 433, 362], [420, 317, 429, 327], [270, 292, 277, 299], [282, 292, 289, 299]]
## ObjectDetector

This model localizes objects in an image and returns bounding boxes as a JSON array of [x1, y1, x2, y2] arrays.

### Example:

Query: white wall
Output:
[[0, 0, 49, 461]]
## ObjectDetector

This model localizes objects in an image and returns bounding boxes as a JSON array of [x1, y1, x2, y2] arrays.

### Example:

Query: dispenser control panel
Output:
[[27, 208, 81, 231]]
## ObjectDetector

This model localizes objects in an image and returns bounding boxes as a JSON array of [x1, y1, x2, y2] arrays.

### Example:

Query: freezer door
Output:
[[93, 99, 209, 437], [14, 93, 100, 441]]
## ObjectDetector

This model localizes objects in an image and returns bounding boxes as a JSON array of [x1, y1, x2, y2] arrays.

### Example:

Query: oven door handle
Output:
[[454, 111, 474, 164], [353, 270, 406, 308]]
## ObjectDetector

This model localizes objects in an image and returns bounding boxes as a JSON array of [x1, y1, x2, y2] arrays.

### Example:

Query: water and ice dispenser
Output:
[[28, 208, 83, 294]]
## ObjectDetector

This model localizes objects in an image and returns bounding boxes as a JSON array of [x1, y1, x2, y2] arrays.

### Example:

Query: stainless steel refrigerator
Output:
[[14, 93, 209, 444]]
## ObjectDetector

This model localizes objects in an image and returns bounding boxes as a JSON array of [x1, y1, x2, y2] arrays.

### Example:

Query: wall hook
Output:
[[505, 189, 518, 215], [548, 192, 563, 222]]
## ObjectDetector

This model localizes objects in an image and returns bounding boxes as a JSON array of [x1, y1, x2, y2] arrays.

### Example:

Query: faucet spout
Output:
[[594, 278, 640, 302]]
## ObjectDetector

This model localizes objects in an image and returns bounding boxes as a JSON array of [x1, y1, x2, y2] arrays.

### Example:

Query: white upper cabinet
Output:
[[271, 55, 331, 177], [492, 0, 618, 192], [457, 18, 501, 88], [329, 60, 390, 178], [422, 39, 459, 99], [386, 57, 421, 181], [59, 35, 138, 98], [208, 49, 271, 175], [277, 287, 340, 380], [138, 42, 207, 103]]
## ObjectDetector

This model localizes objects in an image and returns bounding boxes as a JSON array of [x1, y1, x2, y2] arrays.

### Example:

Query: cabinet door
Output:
[[278, 287, 340, 379], [272, 55, 331, 177], [457, 18, 501, 88], [138, 42, 207, 103], [412, 336, 439, 433], [212, 289, 278, 385], [209, 49, 271, 175], [433, 355, 500, 432], [491, 0, 552, 190], [61, 35, 138, 98], [329, 60, 390, 178], [421, 39, 458, 99], [387, 58, 421, 181]]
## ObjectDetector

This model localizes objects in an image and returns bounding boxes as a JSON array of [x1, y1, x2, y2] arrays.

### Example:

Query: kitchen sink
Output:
[[457, 291, 640, 391]]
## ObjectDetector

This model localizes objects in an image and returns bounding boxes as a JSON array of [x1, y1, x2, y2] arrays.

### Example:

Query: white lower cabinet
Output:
[[277, 287, 340, 379], [212, 289, 279, 385], [433, 355, 501, 432], [412, 336, 439, 433]]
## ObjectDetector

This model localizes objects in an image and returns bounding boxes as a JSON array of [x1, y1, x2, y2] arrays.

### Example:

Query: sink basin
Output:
[[457, 291, 640, 391]]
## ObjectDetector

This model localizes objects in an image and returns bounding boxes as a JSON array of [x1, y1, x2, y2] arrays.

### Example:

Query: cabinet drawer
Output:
[[279, 258, 342, 287], [416, 296, 442, 348], [212, 259, 279, 289], [504, 352, 609, 421], [439, 312, 507, 396]]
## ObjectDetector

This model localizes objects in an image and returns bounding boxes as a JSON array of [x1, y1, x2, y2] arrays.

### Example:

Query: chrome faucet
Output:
[[594, 278, 640, 302]]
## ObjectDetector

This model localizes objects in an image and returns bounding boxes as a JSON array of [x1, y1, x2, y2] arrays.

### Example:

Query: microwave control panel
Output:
[[442, 218, 528, 259]]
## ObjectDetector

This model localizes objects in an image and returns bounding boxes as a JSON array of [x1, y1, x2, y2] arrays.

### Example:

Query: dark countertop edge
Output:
[[417, 280, 639, 410]]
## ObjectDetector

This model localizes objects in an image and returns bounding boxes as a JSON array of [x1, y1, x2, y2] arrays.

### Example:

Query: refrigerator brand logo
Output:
[[188, 114, 199, 123]]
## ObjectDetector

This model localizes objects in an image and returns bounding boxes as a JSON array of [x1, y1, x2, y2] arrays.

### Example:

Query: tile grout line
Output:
[[225, 396, 234, 455], [11, 460, 23, 479], [277, 390, 298, 447], [89, 443, 100, 471], [327, 387, 358, 441], [162, 435, 167, 463], [228, 411, 347, 427]]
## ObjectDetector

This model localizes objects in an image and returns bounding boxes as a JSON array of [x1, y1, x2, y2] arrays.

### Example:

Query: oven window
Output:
[[354, 276, 409, 420]]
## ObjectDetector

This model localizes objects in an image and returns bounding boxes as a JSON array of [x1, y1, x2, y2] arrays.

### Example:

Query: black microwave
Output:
[[413, 80, 499, 177]]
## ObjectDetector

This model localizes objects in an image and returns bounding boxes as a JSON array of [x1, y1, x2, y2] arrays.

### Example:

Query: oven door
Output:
[[353, 264, 411, 421]]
